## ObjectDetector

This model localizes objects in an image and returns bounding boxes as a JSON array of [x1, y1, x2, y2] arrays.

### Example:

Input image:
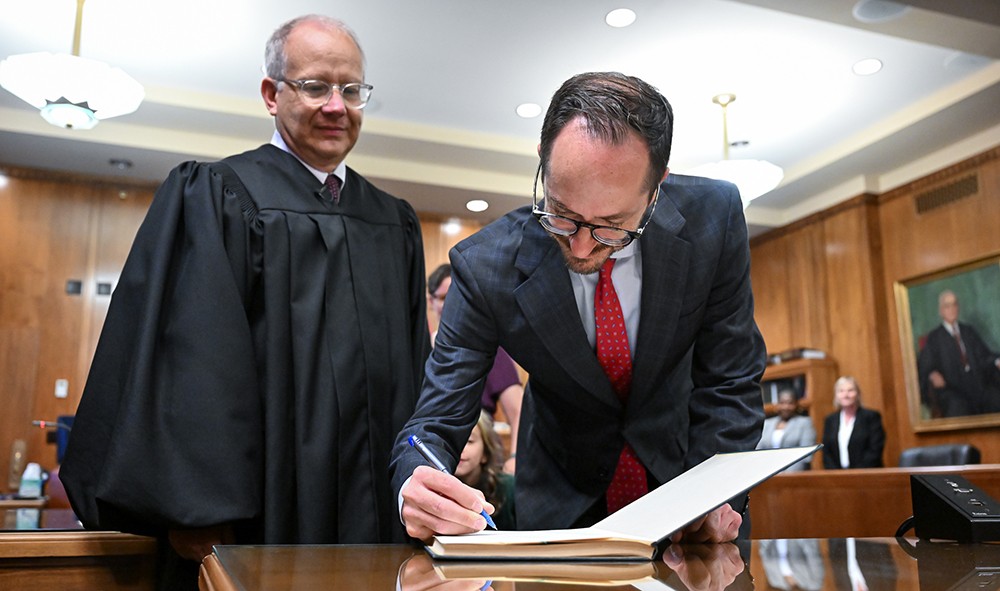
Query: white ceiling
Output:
[[1, 0, 998, 237]]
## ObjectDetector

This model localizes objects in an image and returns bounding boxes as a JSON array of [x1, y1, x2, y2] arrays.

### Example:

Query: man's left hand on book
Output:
[[668, 505, 742, 544], [401, 466, 496, 541]]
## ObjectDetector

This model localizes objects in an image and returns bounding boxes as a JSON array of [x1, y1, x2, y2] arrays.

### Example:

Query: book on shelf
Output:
[[426, 445, 821, 561], [769, 348, 826, 364]]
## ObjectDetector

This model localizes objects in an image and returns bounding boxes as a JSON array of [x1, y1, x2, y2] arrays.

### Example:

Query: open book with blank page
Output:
[[426, 445, 821, 561]]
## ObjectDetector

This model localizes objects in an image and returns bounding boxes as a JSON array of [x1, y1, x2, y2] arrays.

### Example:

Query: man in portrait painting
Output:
[[917, 290, 1000, 417]]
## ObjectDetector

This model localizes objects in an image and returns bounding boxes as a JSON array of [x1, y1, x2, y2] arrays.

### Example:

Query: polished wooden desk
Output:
[[198, 538, 1000, 590], [0, 509, 157, 590]]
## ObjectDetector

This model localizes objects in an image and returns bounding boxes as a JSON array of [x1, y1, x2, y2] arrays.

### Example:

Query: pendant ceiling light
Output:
[[688, 93, 783, 209], [0, 0, 144, 130]]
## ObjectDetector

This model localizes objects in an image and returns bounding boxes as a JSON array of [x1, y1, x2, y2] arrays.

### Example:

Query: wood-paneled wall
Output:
[[419, 217, 484, 335], [879, 149, 1000, 454], [4, 146, 997, 489], [750, 196, 895, 458], [0, 168, 154, 490], [750, 146, 1000, 466], [0, 165, 482, 491]]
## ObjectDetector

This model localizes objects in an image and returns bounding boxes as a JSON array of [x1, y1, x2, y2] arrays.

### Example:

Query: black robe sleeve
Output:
[[60, 161, 263, 535]]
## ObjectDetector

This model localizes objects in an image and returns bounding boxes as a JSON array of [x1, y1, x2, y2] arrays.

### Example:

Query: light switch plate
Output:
[[8, 439, 26, 490]]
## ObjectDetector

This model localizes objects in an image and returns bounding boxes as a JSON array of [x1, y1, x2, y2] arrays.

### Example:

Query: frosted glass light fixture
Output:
[[0, 0, 144, 130], [687, 94, 783, 208]]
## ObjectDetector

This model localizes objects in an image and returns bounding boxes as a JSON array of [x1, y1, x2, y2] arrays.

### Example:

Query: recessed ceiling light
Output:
[[852, 0, 909, 24], [466, 199, 489, 213], [516, 103, 542, 118], [606, 8, 636, 28], [109, 158, 133, 170], [852, 58, 883, 76]]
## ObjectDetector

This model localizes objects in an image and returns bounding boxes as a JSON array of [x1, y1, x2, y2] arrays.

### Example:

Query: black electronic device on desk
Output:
[[911, 473, 1000, 543]]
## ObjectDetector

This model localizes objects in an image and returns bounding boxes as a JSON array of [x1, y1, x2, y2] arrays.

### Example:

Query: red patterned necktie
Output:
[[953, 327, 968, 369], [325, 174, 341, 204], [595, 258, 647, 513]]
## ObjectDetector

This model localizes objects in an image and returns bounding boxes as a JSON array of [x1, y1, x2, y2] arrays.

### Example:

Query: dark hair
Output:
[[473, 411, 509, 513], [428, 263, 452, 295], [777, 388, 798, 403], [538, 72, 673, 192], [264, 15, 366, 80]]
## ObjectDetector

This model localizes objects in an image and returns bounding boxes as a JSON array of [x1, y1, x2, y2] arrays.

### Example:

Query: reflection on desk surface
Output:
[[0, 508, 82, 531], [206, 538, 1000, 591], [754, 537, 1000, 591]]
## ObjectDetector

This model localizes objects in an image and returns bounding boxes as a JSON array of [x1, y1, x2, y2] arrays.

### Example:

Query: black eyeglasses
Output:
[[280, 79, 373, 109], [531, 164, 660, 247]]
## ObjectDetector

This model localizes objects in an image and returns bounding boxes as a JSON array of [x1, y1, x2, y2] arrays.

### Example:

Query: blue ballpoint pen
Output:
[[408, 434, 498, 530]]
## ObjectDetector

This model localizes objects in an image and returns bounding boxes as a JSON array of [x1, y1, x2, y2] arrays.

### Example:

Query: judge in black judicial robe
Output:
[[60, 142, 430, 547]]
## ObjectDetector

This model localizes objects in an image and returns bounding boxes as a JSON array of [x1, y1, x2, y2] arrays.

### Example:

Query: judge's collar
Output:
[[270, 130, 347, 188]]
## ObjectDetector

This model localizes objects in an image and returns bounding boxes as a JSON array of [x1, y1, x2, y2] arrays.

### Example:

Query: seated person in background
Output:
[[822, 376, 885, 469], [756, 388, 816, 471], [428, 263, 523, 472], [455, 410, 516, 530]]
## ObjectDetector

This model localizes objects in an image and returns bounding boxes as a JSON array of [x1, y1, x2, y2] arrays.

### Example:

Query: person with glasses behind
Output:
[[61, 14, 430, 588], [391, 72, 766, 547]]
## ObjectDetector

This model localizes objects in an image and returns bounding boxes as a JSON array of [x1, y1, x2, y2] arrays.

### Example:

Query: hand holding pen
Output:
[[408, 435, 498, 530]]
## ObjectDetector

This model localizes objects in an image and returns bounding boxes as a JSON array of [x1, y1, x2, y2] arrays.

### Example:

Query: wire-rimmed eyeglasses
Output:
[[531, 164, 660, 247], [280, 79, 373, 109]]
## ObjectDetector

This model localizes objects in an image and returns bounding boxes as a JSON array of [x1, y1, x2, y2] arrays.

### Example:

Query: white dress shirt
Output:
[[568, 240, 642, 359], [271, 130, 347, 189], [837, 411, 856, 469]]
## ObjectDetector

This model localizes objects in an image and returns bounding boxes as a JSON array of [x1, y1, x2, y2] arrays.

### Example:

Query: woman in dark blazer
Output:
[[822, 376, 886, 469]]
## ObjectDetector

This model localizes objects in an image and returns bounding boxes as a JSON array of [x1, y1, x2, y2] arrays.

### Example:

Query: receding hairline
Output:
[[265, 15, 366, 79]]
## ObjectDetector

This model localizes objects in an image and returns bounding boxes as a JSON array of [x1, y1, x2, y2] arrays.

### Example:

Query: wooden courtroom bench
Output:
[[0, 509, 157, 590], [749, 464, 1000, 539]]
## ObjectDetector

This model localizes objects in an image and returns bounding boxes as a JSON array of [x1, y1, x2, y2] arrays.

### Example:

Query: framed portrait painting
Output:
[[894, 254, 1000, 432]]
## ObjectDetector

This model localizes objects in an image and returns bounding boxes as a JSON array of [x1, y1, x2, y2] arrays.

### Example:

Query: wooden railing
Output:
[[749, 464, 1000, 539]]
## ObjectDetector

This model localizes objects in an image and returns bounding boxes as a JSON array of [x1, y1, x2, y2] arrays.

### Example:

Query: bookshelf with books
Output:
[[760, 357, 837, 470]]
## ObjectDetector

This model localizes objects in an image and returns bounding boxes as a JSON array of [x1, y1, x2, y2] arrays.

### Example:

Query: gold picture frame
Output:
[[895, 254, 1000, 432]]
